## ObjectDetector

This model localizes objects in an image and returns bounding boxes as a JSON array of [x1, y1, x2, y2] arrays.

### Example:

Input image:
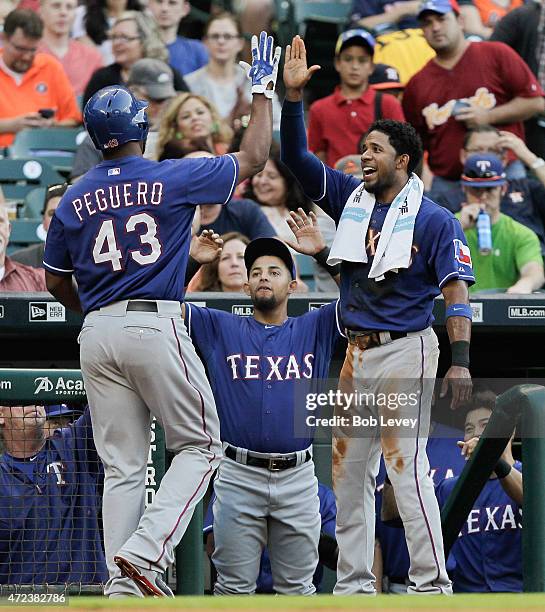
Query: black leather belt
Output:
[[345, 329, 407, 350], [127, 301, 158, 312], [224, 445, 311, 471]]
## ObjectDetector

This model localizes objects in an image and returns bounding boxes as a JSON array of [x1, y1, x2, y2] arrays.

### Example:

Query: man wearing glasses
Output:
[[11, 183, 67, 269], [0, 9, 81, 147]]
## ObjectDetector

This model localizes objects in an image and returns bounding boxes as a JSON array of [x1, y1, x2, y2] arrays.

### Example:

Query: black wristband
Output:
[[313, 246, 341, 277], [494, 458, 512, 479], [450, 340, 470, 368], [184, 255, 201, 286]]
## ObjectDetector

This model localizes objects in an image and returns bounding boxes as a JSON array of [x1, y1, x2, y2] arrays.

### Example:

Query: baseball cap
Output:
[[45, 404, 83, 418], [127, 59, 176, 101], [244, 238, 296, 279], [461, 153, 507, 188], [369, 63, 404, 91], [417, 0, 460, 19], [335, 154, 364, 179], [335, 29, 375, 56]]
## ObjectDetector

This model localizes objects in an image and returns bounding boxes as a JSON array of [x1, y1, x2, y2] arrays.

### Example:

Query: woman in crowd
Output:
[[184, 12, 280, 129], [156, 93, 233, 160], [73, 0, 143, 64], [187, 232, 249, 293], [82, 11, 187, 106]]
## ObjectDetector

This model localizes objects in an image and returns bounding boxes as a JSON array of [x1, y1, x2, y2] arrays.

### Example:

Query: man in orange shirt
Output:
[[0, 9, 81, 148]]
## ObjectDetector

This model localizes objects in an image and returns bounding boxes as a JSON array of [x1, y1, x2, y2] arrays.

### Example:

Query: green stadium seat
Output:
[[0, 159, 64, 203], [22, 187, 47, 220], [7, 219, 42, 254], [8, 128, 87, 175], [296, 252, 316, 290]]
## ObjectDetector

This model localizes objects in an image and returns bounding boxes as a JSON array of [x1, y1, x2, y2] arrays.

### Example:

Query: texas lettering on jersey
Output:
[[459, 503, 522, 537], [226, 354, 314, 380], [422, 87, 496, 130]]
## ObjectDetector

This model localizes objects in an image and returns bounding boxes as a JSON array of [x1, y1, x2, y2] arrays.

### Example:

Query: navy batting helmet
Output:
[[83, 86, 149, 151]]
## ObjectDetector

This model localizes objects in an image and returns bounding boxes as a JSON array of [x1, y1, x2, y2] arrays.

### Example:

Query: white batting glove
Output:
[[239, 31, 281, 100]]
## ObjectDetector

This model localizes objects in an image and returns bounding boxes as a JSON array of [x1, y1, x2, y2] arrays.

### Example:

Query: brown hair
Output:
[[198, 232, 250, 292], [203, 11, 243, 38]]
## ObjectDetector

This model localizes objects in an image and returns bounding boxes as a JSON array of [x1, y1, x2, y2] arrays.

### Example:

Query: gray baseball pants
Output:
[[212, 448, 320, 595], [332, 327, 452, 595], [79, 300, 222, 597]]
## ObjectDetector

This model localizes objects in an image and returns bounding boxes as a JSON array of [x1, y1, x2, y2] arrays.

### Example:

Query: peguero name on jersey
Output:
[[71, 182, 164, 222]]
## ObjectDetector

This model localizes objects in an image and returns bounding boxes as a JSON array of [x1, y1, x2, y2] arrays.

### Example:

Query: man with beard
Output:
[[184, 231, 342, 595], [280, 35, 474, 595]]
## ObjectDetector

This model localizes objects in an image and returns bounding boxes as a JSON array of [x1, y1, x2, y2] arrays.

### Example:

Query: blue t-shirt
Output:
[[44, 154, 238, 314], [167, 36, 208, 76], [313, 167, 474, 331], [350, 0, 420, 31], [0, 410, 107, 585], [375, 423, 466, 581], [203, 482, 337, 592], [186, 301, 342, 453], [436, 461, 523, 593], [201, 199, 276, 240]]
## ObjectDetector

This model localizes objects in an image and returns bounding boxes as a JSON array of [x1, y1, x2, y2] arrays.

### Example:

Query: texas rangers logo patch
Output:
[[453, 239, 472, 266]]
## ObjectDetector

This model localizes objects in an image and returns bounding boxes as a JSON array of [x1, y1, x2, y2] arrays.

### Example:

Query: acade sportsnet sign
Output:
[[34, 376, 85, 397]]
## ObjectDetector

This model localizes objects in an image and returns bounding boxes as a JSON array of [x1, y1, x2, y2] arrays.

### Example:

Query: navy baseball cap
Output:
[[369, 63, 404, 90], [244, 238, 296, 279], [335, 29, 375, 56], [461, 153, 507, 188], [45, 404, 83, 418], [418, 0, 460, 19]]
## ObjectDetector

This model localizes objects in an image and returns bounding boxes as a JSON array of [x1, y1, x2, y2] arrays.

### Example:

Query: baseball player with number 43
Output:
[[43, 31, 281, 598]]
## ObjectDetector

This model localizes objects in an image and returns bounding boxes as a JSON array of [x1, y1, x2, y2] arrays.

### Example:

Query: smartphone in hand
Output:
[[38, 108, 55, 119]]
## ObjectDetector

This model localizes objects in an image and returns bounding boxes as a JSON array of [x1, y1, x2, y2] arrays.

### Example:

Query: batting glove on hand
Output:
[[240, 31, 281, 99]]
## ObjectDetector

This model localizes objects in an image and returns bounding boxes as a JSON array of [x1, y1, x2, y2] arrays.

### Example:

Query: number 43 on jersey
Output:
[[93, 212, 162, 271]]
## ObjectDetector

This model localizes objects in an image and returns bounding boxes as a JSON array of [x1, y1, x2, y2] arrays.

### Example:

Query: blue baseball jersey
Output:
[[43, 154, 239, 314], [311, 167, 474, 331], [203, 483, 337, 592], [436, 461, 523, 593], [186, 301, 342, 453], [0, 409, 107, 585], [375, 423, 466, 581]]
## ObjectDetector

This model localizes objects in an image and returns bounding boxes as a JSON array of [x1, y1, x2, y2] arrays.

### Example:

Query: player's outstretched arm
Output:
[[233, 31, 280, 183], [440, 279, 472, 410], [45, 272, 82, 313]]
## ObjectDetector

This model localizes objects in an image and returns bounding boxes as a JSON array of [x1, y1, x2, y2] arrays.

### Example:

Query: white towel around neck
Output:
[[327, 173, 423, 281]]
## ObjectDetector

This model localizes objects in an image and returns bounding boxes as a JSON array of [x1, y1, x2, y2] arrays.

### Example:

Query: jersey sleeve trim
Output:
[[335, 299, 346, 338], [186, 302, 193, 336], [43, 261, 74, 274], [312, 161, 327, 202], [438, 270, 475, 289], [223, 154, 239, 205]]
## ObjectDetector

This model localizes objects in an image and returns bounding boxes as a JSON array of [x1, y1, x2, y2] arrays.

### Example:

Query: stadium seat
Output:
[[0, 159, 64, 203], [296, 252, 316, 290], [22, 187, 47, 220], [9, 128, 87, 175], [7, 219, 42, 254]]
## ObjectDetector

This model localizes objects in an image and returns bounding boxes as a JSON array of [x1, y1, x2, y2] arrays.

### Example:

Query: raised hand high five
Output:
[[283, 35, 321, 101]]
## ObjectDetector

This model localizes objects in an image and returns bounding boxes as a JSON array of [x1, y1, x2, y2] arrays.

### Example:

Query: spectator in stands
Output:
[[402, 0, 545, 200], [429, 125, 545, 254], [72, 0, 143, 65], [0, 205, 47, 291], [0, 0, 15, 35], [82, 11, 187, 107], [308, 29, 405, 168], [0, 9, 81, 148], [187, 231, 249, 293], [38, 0, 103, 98], [382, 389, 523, 592], [204, 482, 337, 593], [349, 0, 423, 34], [148, 0, 208, 77], [459, 0, 522, 39], [368, 63, 404, 100], [458, 154, 544, 294], [491, 0, 545, 160], [72, 59, 177, 177], [155, 93, 232, 161], [184, 12, 281, 130], [10, 183, 67, 269], [44, 403, 84, 437], [0, 404, 107, 585]]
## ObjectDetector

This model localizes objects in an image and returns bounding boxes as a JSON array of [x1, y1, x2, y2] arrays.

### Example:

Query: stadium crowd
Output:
[[0, 0, 541, 596]]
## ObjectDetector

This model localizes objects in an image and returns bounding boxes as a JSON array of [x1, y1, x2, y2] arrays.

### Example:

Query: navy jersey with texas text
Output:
[[186, 301, 342, 453], [43, 154, 238, 314], [0, 409, 107, 584], [306, 166, 474, 331]]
